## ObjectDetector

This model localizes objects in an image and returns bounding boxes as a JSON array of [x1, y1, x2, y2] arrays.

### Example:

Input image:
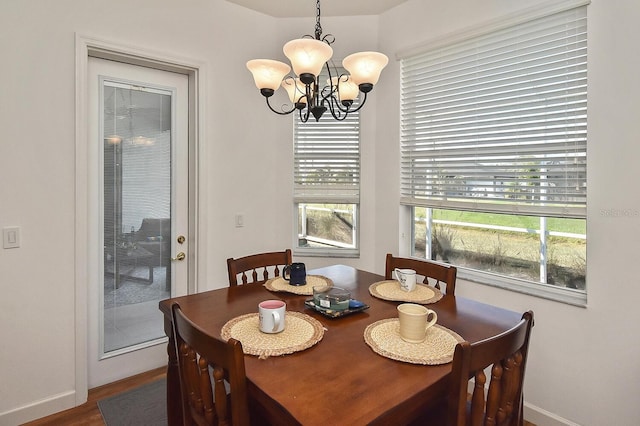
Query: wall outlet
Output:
[[3, 226, 20, 248]]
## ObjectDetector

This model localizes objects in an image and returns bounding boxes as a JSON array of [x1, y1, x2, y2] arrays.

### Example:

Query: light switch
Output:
[[235, 214, 244, 228], [3, 226, 20, 249]]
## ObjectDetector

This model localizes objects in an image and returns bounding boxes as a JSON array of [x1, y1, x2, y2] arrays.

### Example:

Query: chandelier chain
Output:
[[314, 0, 322, 40]]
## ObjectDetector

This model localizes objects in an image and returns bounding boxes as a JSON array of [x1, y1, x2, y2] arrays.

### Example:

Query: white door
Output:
[[87, 57, 190, 387]]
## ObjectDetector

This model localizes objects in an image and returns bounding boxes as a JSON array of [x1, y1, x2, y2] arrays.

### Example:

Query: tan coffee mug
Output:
[[397, 303, 437, 343], [259, 300, 286, 333]]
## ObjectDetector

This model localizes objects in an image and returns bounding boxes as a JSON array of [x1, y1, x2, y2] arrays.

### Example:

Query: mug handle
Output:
[[283, 265, 290, 281], [394, 268, 405, 283], [425, 310, 438, 330], [271, 311, 281, 333]]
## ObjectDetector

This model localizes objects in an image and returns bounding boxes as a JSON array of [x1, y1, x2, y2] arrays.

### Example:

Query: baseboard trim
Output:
[[465, 381, 579, 426], [524, 401, 581, 426], [0, 390, 77, 425]]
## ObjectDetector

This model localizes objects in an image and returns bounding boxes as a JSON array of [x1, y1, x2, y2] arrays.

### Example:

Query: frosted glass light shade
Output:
[[283, 38, 333, 78], [329, 76, 359, 101], [105, 135, 122, 145], [246, 59, 291, 91], [342, 52, 389, 86], [282, 78, 309, 104]]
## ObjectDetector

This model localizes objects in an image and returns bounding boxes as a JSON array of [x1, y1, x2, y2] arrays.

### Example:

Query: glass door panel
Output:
[[102, 81, 172, 354]]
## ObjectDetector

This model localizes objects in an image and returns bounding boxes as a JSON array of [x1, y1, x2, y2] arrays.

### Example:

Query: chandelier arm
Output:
[[321, 88, 352, 114], [265, 97, 296, 115], [326, 98, 349, 121], [299, 106, 311, 123], [343, 91, 369, 114], [324, 61, 335, 86], [321, 62, 340, 103], [320, 90, 342, 112], [329, 100, 351, 115], [319, 86, 349, 121], [321, 65, 360, 115], [322, 89, 369, 119], [320, 87, 361, 115], [321, 34, 335, 45]]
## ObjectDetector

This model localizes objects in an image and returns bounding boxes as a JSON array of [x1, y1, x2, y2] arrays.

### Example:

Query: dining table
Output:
[[158, 264, 522, 425]]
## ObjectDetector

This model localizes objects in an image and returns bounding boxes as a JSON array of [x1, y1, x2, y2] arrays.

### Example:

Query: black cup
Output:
[[283, 263, 306, 286]]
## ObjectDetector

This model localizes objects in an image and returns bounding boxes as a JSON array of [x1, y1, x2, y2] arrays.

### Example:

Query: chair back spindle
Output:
[[171, 302, 251, 426], [385, 253, 457, 296], [227, 249, 292, 286], [448, 311, 534, 426]]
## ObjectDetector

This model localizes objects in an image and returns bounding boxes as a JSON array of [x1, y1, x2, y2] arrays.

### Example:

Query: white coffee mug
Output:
[[394, 268, 417, 292], [397, 303, 438, 343], [258, 300, 286, 333]]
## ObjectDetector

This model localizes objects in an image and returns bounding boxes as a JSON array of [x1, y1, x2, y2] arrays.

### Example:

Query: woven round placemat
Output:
[[364, 318, 464, 365], [369, 280, 443, 304], [221, 311, 325, 359], [264, 275, 333, 295]]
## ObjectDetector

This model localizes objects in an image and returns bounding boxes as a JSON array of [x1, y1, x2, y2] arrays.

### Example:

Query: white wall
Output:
[[1, 0, 639, 425], [0, 0, 288, 422], [0, 0, 379, 423], [376, 1, 640, 425]]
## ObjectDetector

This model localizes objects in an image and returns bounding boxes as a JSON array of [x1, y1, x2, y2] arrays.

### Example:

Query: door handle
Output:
[[171, 252, 186, 261]]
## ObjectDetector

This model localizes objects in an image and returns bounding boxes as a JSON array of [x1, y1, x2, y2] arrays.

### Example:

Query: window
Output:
[[293, 76, 360, 257], [399, 3, 587, 304]]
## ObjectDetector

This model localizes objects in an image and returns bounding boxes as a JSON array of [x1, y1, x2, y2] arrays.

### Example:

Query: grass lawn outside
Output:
[[427, 209, 586, 235], [413, 208, 586, 290]]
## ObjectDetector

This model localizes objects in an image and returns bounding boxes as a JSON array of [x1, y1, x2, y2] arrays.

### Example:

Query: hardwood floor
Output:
[[22, 367, 166, 426]]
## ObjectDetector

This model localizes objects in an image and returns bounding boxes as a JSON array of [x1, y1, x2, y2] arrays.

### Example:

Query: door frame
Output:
[[74, 34, 207, 404]]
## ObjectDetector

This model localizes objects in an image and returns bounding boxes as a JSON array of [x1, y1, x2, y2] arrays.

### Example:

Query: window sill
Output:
[[458, 267, 587, 307], [293, 247, 360, 258]]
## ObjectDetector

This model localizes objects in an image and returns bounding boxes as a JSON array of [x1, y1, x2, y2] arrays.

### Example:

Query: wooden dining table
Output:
[[158, 264, 522, 425]]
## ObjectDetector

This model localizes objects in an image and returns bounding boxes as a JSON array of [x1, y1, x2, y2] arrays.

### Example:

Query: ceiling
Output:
[[225, 0, 408, 18]]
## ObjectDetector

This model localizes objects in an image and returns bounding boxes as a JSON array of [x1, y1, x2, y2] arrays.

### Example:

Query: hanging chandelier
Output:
[[246, 0, 389, 122]]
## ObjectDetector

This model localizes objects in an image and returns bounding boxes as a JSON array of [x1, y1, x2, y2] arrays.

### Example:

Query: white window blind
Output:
[[294, 101, 360, 204], [400, 5, 587, 218]]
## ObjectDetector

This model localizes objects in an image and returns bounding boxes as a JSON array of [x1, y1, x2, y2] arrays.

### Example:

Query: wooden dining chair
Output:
[[227, 249, 292, 286], [385, 253, 458, 296], [419, 311, 534, 426], [171, 302, 251, 426]]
